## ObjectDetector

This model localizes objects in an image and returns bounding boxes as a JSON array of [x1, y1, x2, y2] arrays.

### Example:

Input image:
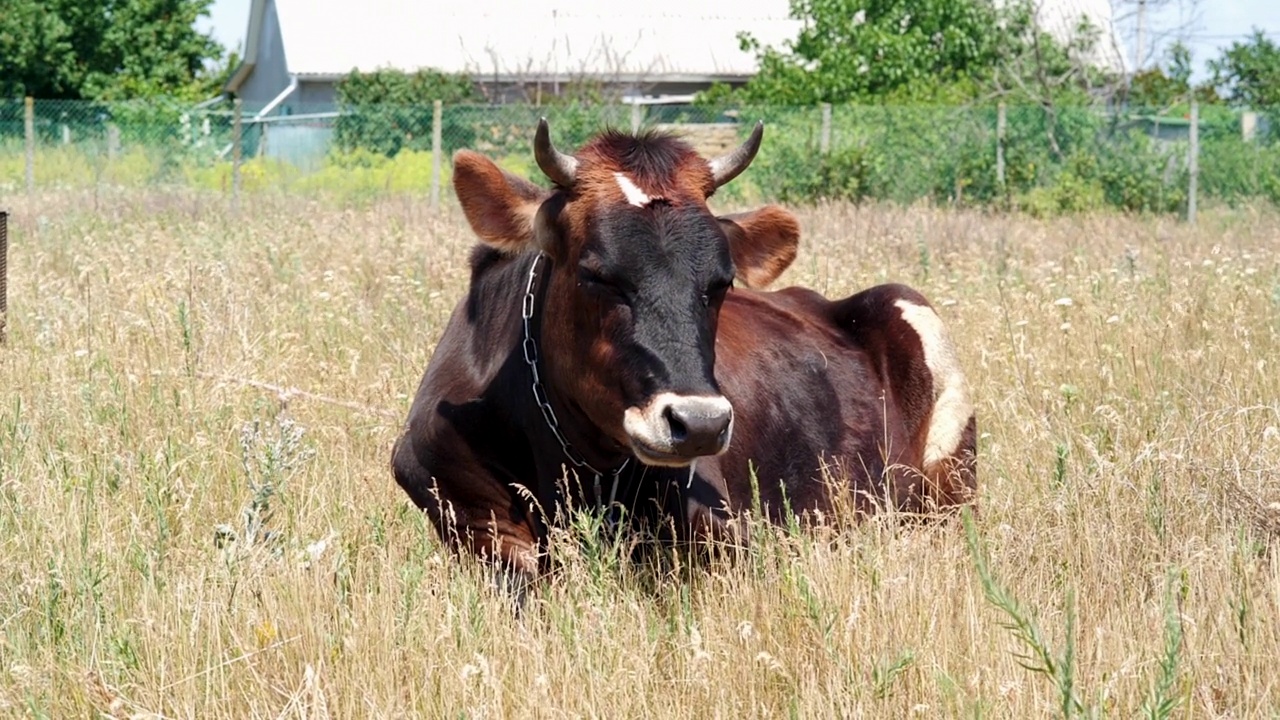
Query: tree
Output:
[[1126, 42, 1218, 109], [728, 0, 1012, 105], [0, 0, 224, 100], [1208, 29, 1280, 108]]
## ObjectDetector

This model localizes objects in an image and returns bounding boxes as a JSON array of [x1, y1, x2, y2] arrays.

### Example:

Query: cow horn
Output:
[[534, 118, 578, 188], [708, 120, 764, 188]]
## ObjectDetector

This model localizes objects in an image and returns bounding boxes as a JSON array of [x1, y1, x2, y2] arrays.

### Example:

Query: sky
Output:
[[196, 0, 1280, 82]]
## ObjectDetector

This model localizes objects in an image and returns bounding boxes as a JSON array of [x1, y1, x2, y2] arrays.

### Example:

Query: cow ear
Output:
[[453, 150, 550, 253], [718, 205, 800, 289]]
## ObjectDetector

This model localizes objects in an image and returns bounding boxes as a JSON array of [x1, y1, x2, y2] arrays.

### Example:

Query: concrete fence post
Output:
[[107, 124, 121, 160], [1241, 110, 1257, 142], [24, 97, 35, 194], [431, 99, 443, 212], [631, 103, 643, 134], [1187, 100, 1199, 224], [231, 98, 243, 214], [820, 103, 832, 154], [996, 102, 1007, 192]]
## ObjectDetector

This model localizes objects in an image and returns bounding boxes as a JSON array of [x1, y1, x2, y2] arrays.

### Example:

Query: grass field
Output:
[[1, 189, 1278, 718]]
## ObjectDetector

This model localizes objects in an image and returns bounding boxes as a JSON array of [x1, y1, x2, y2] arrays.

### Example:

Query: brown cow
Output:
[[392, 120, 975, 584]]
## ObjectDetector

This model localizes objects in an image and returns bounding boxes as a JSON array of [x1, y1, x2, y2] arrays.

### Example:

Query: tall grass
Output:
[[0, 190, 1277, 716]]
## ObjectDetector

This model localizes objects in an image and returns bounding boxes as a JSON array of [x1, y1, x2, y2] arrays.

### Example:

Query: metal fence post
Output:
[[431, 99, 443, 212], [820, 103, 832, 154], [1, 210, 8, 345], [996, 102, 1007, 193], [24, 97, 35, 194], [1187, 100, 1198, 224], [231, 98, 243, 213], [107, 124, 120, 161]]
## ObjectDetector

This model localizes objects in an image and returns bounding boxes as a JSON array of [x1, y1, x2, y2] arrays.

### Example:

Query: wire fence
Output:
[[3, 97, 1278, 218]]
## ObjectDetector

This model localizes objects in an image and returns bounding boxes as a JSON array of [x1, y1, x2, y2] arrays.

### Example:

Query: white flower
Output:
[[852, 9, 866, 25]]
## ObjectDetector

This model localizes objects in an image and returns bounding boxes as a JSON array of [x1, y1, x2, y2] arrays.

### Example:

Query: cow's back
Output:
[[709, 283, 976, 518]]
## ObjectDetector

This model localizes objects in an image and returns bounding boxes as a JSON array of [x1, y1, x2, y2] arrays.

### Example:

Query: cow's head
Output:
[[453, 120, 799, 467]]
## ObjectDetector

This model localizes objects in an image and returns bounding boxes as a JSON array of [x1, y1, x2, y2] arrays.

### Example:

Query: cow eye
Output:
[[578, 266, 628, 299], [701, 278, 733, 307]]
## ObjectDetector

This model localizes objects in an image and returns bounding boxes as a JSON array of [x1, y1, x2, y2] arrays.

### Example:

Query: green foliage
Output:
[[1209, 29, 1280, 108], [964, 510, 1090, 717], [713, 0, 1106, 109], [1140, 570, 1187, 720], [333, 68, 481, 157], [734, 0, 1013, 104], [1128, 43, 1220, 109], [0, 0, 225, 101], [335, 68, 479, 107]]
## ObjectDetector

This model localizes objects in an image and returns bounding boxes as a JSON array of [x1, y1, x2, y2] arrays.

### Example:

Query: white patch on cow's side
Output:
[[894, 299, 973, 470], [614, 172, 652, 207]]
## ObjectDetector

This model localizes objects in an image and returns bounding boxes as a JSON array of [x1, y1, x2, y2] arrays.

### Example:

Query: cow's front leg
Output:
[[391, 433, 542, 603]]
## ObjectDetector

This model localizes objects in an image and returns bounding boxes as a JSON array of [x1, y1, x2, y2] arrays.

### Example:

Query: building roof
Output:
[[228, 0, 1128, 92], [272, 0, 802, 80]]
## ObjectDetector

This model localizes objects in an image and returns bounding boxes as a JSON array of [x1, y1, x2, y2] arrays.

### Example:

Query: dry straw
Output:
[[0, 190, 1276, 717]]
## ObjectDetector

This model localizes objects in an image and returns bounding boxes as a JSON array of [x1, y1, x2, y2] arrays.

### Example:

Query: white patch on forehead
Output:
[[613, 172, 652, 207], [894, 299, 973, 470]]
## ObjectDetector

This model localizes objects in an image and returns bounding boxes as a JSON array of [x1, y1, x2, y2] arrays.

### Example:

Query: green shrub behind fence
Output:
[[2, 97, 1275, 215]]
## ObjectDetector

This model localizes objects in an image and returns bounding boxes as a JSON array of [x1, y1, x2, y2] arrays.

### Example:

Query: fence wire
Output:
[[2, 98, 1276, 214]]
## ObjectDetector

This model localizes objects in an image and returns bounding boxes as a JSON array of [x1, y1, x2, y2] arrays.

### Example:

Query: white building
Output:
[[223, 0, 1126, 114], [224, 0, 802, 113]]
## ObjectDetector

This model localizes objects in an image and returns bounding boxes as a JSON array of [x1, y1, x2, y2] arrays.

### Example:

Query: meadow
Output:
[[0, 188, 1277, 717]]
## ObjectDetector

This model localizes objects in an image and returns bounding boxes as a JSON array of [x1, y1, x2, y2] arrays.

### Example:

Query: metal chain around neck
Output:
[[521, 253, 629, 506]]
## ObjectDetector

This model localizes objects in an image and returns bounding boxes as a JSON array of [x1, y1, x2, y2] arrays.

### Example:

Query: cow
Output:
[[391, 119, 976, 586]]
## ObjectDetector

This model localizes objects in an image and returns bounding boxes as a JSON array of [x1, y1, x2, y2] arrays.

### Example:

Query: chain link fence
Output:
[[2, 97, 1277, 217]]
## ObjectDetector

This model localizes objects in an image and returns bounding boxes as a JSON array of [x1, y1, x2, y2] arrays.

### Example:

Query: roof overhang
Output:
[[224, 0, 269, 94], [292, 71, 754, 85]]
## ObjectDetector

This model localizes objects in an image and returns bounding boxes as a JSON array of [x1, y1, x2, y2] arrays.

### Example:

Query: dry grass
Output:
[[1, 189, 1278, 718]]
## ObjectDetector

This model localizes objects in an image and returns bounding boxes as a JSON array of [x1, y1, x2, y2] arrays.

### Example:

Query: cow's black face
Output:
[[450, 120, 799, 468], [569, 200, 738, 467]]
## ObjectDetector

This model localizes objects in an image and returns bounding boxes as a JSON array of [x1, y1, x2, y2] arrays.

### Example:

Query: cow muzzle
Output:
[[623, 393, 733, 467]]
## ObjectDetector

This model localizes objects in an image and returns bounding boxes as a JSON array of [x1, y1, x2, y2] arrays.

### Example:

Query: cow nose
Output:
[[661, 396, 733, 456]]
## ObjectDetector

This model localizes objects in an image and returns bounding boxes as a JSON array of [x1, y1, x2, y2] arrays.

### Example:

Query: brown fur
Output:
[[397, 127, 976, 585], [718, 207, 801, 288]]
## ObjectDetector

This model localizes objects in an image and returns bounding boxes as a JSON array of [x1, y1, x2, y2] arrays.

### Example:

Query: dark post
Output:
[[24, 98, 35, 195], [1187, 100, 1199, 224], [431, 99, 443, 212], [232, 98, 243, 214], [996, 102, 1007, 193], [1, 211, 8, 344], [820, 103, 832, 155]]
